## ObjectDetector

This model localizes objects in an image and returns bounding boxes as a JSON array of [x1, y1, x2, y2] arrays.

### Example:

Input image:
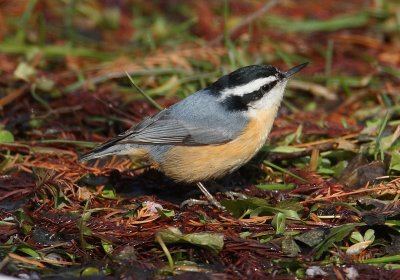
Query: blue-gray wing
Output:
[[79, 90, 248, 161], [117, 110, 231, 145], [117, 91, 248, 145]]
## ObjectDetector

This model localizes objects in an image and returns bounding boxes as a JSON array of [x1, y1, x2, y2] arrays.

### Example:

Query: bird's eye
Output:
[[261, 84, 272, 92], [261, 81, 277, 93]]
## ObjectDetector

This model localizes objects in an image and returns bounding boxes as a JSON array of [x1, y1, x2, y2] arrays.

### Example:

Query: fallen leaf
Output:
[[346, 240, 373, 256]]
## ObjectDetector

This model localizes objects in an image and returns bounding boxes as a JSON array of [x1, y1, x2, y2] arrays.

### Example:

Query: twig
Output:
[[0, 85, 29, 107], [290, 133, 359, 148], [302, 184, 399, 203], [8, 253, 46, 268], [209, 0, 279, 45], [289, 80, 337, 101]]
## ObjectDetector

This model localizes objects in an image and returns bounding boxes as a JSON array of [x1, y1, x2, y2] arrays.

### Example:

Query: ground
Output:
[[0, 1, 400, 279]]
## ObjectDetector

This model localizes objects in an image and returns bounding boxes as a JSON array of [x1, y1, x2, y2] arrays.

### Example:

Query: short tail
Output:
[[79, 145, 126, 161], [79, 135, 131, 161], [80, 139, 149, 162]]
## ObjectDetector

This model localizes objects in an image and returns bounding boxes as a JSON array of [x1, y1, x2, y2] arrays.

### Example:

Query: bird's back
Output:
[[146, 88, 249, 163]]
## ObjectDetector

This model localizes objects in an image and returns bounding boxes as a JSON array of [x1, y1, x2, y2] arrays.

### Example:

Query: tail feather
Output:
[[79, 145, 127, 161], [79, 134, 129, 161], [79, 138, 148, 161]]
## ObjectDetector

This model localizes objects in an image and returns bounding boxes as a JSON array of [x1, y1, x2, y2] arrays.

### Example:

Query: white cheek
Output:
[[247, 81, 287, 115]]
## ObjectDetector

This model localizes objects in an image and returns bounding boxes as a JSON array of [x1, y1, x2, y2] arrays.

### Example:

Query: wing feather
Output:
[[118, 110, 233, 145], [80, 92, 248, 161]]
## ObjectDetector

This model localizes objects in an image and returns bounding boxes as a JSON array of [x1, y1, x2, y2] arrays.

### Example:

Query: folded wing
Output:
[[80, 108, 243, 161]]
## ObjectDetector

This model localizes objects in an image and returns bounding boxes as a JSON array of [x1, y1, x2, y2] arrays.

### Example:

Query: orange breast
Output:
[[158, 109, 277, 183]]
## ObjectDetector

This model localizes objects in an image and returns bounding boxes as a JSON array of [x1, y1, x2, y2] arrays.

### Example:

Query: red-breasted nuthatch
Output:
[[80, 62, 308, 208]]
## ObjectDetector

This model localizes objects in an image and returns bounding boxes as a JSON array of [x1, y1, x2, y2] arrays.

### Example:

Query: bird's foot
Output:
[[180, 198, 225, 210], [180, 199, 208, 208], [224, 191, 248, 200], [179, 182, 226, 210]]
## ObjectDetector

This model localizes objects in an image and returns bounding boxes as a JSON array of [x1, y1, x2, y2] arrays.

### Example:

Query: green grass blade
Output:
[[125, 72, 164, 111], [263, 160, 308, 183]]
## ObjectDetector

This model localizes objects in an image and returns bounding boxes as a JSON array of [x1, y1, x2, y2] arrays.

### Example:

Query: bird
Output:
[[80, 62, 308, 208]]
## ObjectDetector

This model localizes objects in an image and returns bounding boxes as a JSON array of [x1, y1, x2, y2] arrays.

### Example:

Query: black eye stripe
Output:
[[242, 80, 277, 103], [241, 89, 264, 103], [223, 80, 278, 111], [261, 80, 278, 93]]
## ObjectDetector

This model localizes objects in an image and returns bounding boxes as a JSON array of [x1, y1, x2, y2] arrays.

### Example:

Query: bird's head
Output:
[[209, 63, 308, 116]]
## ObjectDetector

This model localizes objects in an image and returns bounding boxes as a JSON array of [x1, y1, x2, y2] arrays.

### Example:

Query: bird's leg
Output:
[[196, 182, 225, 209], [180, 182, 225, 210]]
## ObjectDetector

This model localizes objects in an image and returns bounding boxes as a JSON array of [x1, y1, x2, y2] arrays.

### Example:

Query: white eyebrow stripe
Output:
[[219, 76, 277, 99]]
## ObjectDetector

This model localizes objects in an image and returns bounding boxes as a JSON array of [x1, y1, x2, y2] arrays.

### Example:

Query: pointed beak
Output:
[[284, 62, 309, 79]]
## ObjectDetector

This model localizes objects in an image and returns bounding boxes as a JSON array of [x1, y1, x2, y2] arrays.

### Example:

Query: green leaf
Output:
[[17, 245, 41, 258], [317, 167, 335, 175], [239, 231, 252, 238], [157, 208, 175, 219], [281, 237, 301, 257], [389, 152, 400, 172], [250, 206, 300, 220], [276, 199, 304, 212], [54, 186, 72, 209], [272, 213, 286, 234], [21, 222, 33, 235], [221, 197, 265, 218], [0, 130, 14, 143], [364, 229, 375, 242], [101, 239, 113, 254], [221, 198, 300, 220], [331, 161, 348, 178], [81, 267, 100, 276], [256, 183, 295, 191], [156, 227, 224, 253], [156, 227, 183, 243], [350, 231, 364, 243], [314, 223, 364, 259], [294, 229, 326, 247], [183, 232, 224, 253], [101, 185, 117, 199]]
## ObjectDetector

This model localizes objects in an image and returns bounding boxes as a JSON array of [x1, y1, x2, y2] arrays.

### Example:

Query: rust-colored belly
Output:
[[159, 110, 276, 183]]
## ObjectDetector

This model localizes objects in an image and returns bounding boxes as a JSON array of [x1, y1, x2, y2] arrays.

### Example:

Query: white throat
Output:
[[247, 80, 288, 117]]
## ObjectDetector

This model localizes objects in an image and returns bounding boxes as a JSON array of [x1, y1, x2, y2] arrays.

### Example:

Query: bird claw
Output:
[[180, 199, 209, 208], [224, 191, 248, 200], [180, 198, 225, 210]]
